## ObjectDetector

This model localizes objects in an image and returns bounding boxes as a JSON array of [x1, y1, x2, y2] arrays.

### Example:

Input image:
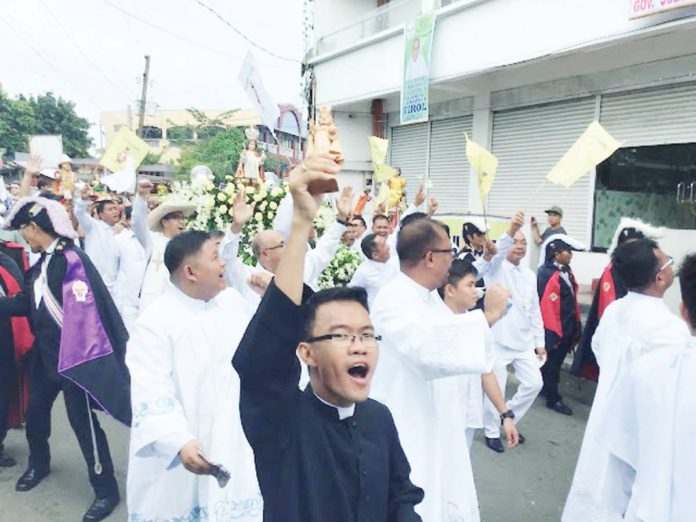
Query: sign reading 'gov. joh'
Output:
[[400, 13, 436, 126], [629, 0, 696, 19]]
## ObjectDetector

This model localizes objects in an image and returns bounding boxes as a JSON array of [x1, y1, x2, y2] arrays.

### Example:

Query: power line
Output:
[[192, 0, 300, 63], [37, 0, 133, 101], [99, 0, 298, 69], [0, 12, 103, 110]]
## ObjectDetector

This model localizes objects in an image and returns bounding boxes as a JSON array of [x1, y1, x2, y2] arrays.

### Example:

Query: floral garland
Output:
[[318, 245, 364, 289], [165, 177, 287, 266]]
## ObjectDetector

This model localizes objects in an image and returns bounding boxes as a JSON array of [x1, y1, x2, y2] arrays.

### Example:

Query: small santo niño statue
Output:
[[236, 126, 266, 184], [57, 154, 76, 195], [306, 105, 343, 194], [388, 168, 406, 210]]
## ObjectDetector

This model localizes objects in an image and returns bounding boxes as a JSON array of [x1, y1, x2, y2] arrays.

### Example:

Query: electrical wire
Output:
[[192, 0, 300, 63], [100, 0, 298, 69], [37, 0, 133, 101], [0, 12, 103, 110]]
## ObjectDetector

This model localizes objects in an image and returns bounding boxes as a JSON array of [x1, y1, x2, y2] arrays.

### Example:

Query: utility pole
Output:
[[137, 55, 151, 138]]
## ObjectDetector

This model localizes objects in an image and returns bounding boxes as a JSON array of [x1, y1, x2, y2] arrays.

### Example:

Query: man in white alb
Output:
[[562, 238, 689, 521], [370, 216, 511, 521], [132, 179, 195, 313], [587, 252, 696, 522], [126, 230, 261, 521]]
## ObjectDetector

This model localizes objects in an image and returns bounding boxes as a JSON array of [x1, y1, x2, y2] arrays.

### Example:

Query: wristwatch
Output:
[[500, 409, 515, 425]]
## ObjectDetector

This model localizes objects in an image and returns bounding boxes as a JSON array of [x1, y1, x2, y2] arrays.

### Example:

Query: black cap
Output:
[[545, 239, 575, 261]]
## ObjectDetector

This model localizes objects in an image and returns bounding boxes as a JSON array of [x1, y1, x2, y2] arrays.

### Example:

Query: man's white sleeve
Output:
[[219, 230, 253, 295], [476, 233, 513, 280], [74, 198, 95, 233], [126, 321, 194, 468], [374, 299, 491, 380], [304, 221, 346, 283], [132, 195, 152, 257]]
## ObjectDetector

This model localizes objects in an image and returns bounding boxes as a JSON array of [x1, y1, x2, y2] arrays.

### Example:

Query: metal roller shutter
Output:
[[428, 116, 473, 213], [389, 123, 429, 201], [600, 82, 696, 146], [489, 98, 596, 245]]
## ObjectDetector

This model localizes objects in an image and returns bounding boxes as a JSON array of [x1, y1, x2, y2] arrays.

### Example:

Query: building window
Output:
[[592, 144, 696, 250], [141, 126, 163, 139], [167, 126, 194, 145]]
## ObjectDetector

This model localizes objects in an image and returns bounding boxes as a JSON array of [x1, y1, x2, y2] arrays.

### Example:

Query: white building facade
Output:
[[309, 0, 696, 307]]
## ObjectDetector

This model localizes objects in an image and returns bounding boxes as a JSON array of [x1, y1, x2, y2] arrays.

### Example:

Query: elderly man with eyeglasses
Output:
[[218, 187, 354, 308], [562, 238, 690, 522]]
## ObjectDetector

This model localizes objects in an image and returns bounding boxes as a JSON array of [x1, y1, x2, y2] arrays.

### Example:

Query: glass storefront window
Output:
[[592, 143, 696, 250]]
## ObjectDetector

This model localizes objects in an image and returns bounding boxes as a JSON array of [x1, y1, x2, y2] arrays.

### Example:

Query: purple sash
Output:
[[57, 249, 114, 373]]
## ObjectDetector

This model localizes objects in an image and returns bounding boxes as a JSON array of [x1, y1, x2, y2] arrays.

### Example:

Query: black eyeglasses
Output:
[[304, 333, 382, 347], [429, 248, 455, 257]]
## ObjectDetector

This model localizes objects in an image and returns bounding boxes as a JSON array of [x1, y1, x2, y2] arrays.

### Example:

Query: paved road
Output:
[[0, 367, 595, 521]]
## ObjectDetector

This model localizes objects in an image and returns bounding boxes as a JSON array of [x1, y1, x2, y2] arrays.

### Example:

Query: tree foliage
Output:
[[0, 88, 92, 158], [177, 127, 246, 184]]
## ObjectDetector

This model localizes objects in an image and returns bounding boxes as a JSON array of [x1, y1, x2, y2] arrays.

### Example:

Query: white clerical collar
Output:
[[313, 391, 355, 420], [168, 283, 218, 311]]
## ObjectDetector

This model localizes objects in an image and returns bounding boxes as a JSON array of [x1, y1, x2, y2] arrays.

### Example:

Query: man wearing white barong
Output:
[[370, 216, 513, 521], [132, 179, 195, 313], [126, 230, 262, 521], [562, 238, 690, 521], [347, 233, 398, 307], [482, 224, 546, 453], [587, 252, 696, 522]]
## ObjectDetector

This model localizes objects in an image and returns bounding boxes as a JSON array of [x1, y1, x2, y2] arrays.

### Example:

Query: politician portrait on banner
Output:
[[400, 13, 436, 125]]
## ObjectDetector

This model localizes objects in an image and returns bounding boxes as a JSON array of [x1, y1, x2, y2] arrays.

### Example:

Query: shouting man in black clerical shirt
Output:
[[233, 153, 424, 522]]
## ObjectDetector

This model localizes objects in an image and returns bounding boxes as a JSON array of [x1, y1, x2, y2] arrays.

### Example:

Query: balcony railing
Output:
[[143, 139, 161, 148], [311, 0, 464, 58]]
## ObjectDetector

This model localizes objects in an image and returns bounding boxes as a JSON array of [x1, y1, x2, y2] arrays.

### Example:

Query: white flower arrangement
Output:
[[318, 245, 364, 289], [165, 176, 288, 266]]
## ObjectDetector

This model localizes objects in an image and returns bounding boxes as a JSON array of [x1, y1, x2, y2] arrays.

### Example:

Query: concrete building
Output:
[[309, 0, 696, 308], [99, 105, 306, 165]]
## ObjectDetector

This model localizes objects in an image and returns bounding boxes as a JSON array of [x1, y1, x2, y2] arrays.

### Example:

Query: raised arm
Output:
[[478, 211, 524, 280], [132, 180, 153, 256], [19, 155, 42, 198], [233, 154, 341, 450], [74, 184, 98, 233], [304, 186, 352, 282]]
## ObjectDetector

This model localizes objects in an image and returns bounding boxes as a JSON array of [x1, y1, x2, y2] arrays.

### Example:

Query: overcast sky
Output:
[[0, 0, 306, 150]]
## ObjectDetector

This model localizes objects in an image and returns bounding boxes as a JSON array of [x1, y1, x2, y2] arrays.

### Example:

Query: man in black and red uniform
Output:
[[0, 244, 34, 467], [537, 236, 582, 416], [571, 218, 665, 382]]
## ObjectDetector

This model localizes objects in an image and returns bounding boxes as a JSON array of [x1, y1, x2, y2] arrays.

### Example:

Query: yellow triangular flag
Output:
[[374, 163, 398, 184], [368, 136, 389, 166], [465, 133, 498, 201], [546, 121, 620, 188]]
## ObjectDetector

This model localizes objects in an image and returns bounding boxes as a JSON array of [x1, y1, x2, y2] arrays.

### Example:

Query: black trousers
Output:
[[0, 339, 14, 447], [541, 338, 574, 405], [25, 357, 118, 499]]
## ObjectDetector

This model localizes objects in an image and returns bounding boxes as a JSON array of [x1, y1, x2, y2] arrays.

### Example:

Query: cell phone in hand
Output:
[[197, 449, 231, 489]]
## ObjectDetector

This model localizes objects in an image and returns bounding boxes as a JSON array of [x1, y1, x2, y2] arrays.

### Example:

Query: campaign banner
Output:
[[400, 13, 436, 125], [629, 0, 696, 19]]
